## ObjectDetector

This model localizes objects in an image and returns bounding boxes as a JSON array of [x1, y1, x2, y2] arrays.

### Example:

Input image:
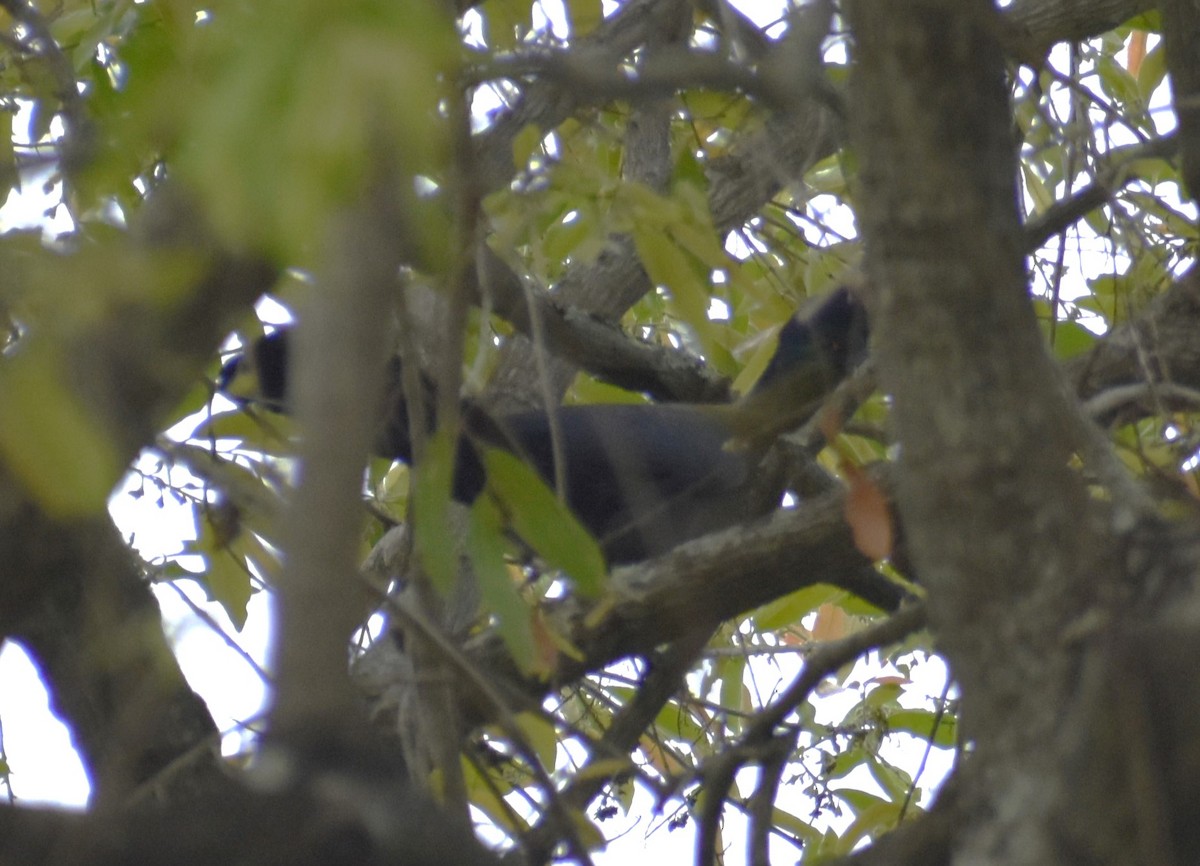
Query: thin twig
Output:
[[386, 594, 596, 866], [694, 603, 927, 866]]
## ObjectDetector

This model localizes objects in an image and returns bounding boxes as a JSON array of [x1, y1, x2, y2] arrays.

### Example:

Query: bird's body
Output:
[[220, 288, 868, 564], [467, 402, 771, 563]]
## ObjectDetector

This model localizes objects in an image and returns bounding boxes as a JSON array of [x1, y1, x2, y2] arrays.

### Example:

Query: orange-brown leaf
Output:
[[843, 466, 895, 561], [1127, 30, 1147, 77]]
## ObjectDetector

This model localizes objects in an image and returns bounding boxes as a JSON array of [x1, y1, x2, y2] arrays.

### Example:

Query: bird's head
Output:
[[754, 287, 869, 393], [218, 329, 292, 413]]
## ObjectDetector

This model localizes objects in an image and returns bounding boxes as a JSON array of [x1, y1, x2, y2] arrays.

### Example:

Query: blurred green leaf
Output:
[[181, 0, 458, 261], [0, 344, 120, 517], [463, 756, 530, 836], [198, 549, 253, 630], [755, 584, 840, 631], [1049, 320, 1097, 360], [837, 796, 903, 853], [191, 409, 295, 450], [771, 807, 821, 847], [511, 123, 543, 172], [185, 510, 255, 629], [867, 755, 913, 802], [716, 654, 747, 734], [1137, 43, 1167, 99], [825, 744, 868, 779], [1095, 54, 1140, 108], [515, 712, 559, 770], [654, 699, 706, 742], [482, 0, 530, 52], [889, 708, 957, 747], [413, 431, 460, 595], [467, 495, 538, 673], [564, 0, 602, 36], [864, 682, 903, 709], [480, 447, 607, 597], [1021, 164, 1054, 214]]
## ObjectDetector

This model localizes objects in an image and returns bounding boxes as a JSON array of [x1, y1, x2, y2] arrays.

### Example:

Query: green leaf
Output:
[[564, 0, 602, 36], [191, 409, 296, 452], [1126, 9, 1162, 30], [1137, 43, 1167, 99], [512, 123, 543, 171], [1048, 320, 1097, 360], [0, 346, 120, 517], [515, 712, 558, 770], [889, 708, 957, 747], [233, 530, 283, 588], [717, 654, 747, 734], [612, 773, 635, 813], [480, 448, 607, 597], [834, 787, 887, 812], [466, 495, 538, 672], [654, 699, 706, 742], [837, 797, 903, 853], [412, 431, 460, 595], [569, 373, 650, 405], [867, 754, 913, 802], [482, 0, 529, 52], [1020, 164, 1054, 214], [182, 0, 458, 261], [770, 806, 820, 847], [864, 682, 903, 709], [463, 756, 530, 835], [185, 504, 260, 629], [631, 222, 703, 299], [755, 584, 840, 631], [198, 549, 253, 630], [801, 828, 843, 864], [825, 744, 868, 779], [543, 207, 598, 265], [1095, 54, 1139, 108]]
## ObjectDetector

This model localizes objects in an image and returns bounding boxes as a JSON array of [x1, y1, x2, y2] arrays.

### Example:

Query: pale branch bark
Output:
[[472, 249, 732, 403], [1002, 0, 1154, 64], [469, 43, 825, 115], [268, 188, 404, 736]]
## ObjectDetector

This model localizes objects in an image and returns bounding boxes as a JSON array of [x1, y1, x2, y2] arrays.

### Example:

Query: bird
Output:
[[219, 288, 868, 564]]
